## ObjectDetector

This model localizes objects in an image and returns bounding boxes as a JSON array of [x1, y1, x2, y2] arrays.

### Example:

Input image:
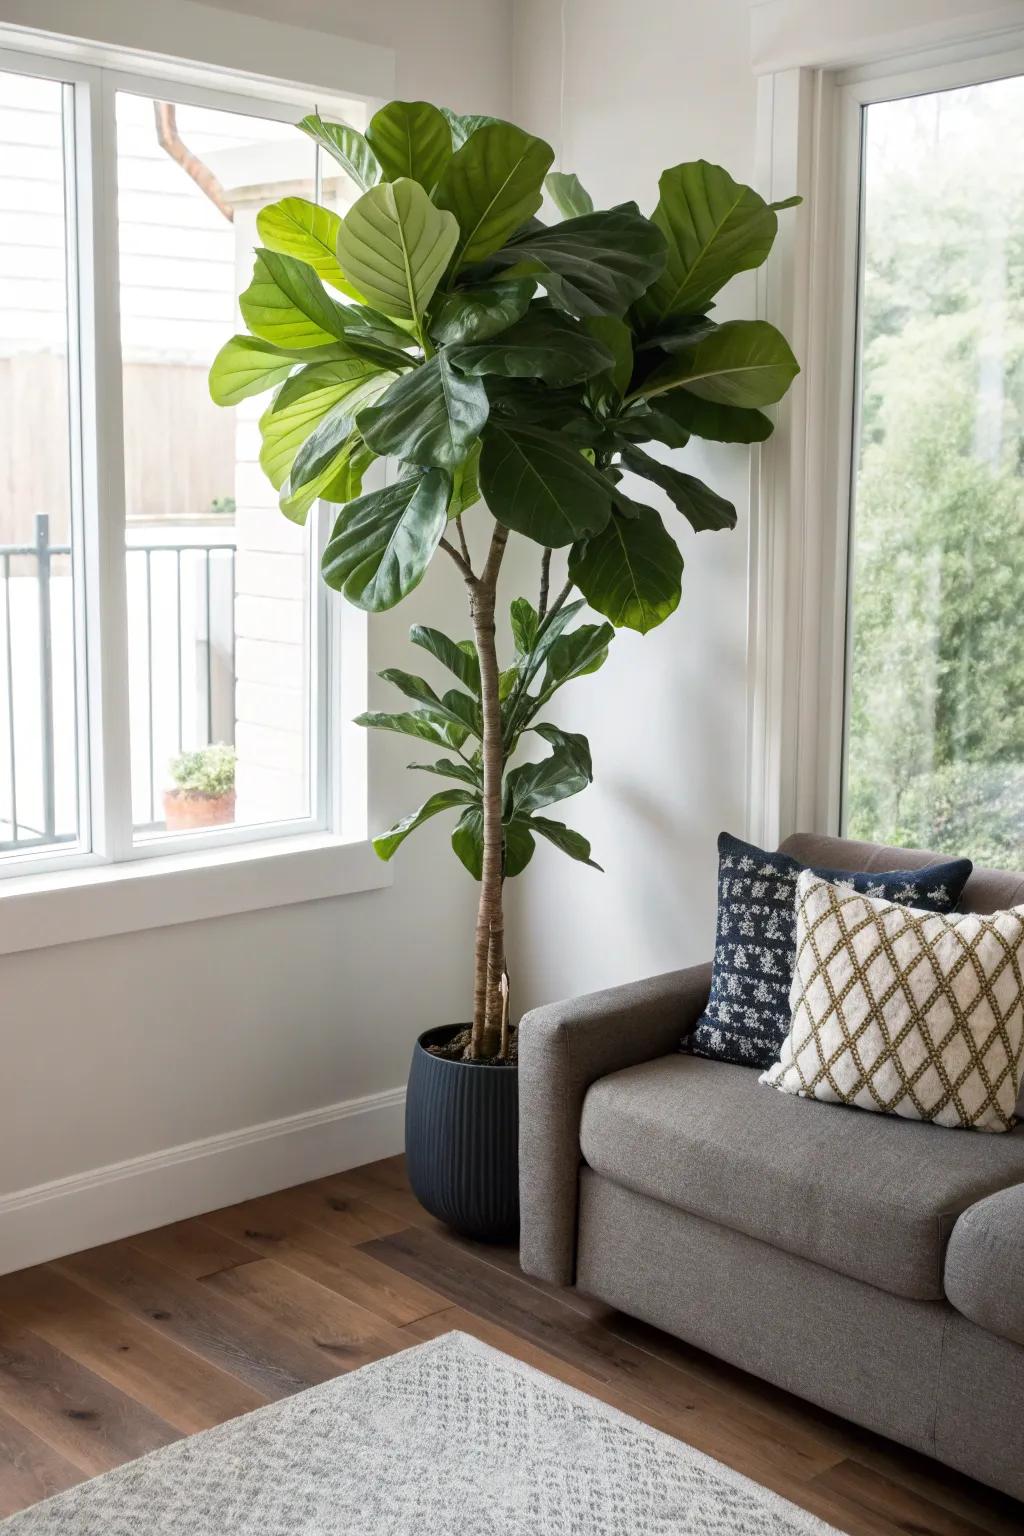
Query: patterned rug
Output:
[[2, 1332, 840, 1534]]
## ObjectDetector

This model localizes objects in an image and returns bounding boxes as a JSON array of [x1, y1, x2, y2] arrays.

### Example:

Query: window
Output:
[[0, 45, 366, 885], [842, 68, 1024, 869]]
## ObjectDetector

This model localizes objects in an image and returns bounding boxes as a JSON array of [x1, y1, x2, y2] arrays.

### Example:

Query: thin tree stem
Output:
[[455, 515, 472, 568], [439, 537, 476, 584], [538, 547, 552, 619], [545, 578, 573, 625]]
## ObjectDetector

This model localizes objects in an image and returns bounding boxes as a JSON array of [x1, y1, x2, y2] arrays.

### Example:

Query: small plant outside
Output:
[[209, 99, 800, 1062], [164, 743, 236, 831]]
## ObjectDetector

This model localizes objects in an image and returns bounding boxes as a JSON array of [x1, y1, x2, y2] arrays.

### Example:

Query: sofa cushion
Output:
[[944, 1184, 1024, 1345], [579, 1053, 1024, 1299]]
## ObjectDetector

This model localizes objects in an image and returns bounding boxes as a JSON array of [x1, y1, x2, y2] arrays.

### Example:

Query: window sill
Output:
[[0, 834, 392, 956]]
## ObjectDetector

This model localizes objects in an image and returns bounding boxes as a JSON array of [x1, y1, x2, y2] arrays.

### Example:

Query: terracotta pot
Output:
[[162, 788, 236, 831]]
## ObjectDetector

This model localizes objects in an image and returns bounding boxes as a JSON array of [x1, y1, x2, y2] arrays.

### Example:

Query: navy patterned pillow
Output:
[[689, 832, 974, 1068]]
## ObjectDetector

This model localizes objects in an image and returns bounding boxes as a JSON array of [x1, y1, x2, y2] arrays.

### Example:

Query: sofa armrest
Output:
[[944, 1183, 1024, 1347], [518, 961, 712, 1286]]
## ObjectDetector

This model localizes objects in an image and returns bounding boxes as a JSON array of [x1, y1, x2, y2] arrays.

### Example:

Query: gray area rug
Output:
[[3, 1331, 840, 1533]]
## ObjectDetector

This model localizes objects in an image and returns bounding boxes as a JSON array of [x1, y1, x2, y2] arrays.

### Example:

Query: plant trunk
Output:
[[469, 530, 507, 1058]]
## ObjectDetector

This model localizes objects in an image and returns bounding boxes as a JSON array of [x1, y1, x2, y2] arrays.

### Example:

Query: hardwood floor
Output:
[[0, 1156, 1020, 1534]]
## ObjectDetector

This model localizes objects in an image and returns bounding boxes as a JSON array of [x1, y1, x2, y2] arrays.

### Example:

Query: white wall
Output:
[[0, 0, 511, 1245], [505, 0, 762, 1010]]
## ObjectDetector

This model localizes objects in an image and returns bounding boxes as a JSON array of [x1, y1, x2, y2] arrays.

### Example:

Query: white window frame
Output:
[[746, 24, 1024, 852], [0, 31, 391, 948]]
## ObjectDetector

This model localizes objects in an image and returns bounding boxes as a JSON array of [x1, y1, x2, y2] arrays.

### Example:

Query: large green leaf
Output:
[[430, 279, 536, 345], [569, 506, 683, 633], [358, 353, 489, 470], [655, 389, 773, 443], [621, 445, 737, 532], [408, 756, 481, 789], [639, 161, 780, 323], [434, 122, 554, 268], [585, 316, 633, 399], [209, 335, 303, 406], [506, 746, 589, 817], [259, 359, 391, 489], [450, 807, 538, 880], [373, 788, 478, 861], [336, 178, 459, 323], [321, 468, 451, 610], [544, 622, 615, 687], [280, 431, 373, 525], [610, 399, 692, 450], [355, 710, 454, 748], [255, 198, 356, 296], [297, 113, 381, 191], [641, 319, 799, 407], [379, 668, 479, 734], [441, 109, 503, 150], [409, 624, 481, 693], [448, 442, 481, 518], [531, 722, 593, 781], [480, 423, 613, 547], [488, 205, 667, 318], [335, 305, 419, 370], [510, 597, 539, 655], [239, 249, 351, 349], [545, 171, 594, 219], [451, 307, 614, 387], [365, 99, 452, 189], [530, 815, 602, 870]]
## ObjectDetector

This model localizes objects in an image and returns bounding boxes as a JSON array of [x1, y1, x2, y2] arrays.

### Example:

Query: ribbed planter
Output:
[[404, 1025, 519, 1243]]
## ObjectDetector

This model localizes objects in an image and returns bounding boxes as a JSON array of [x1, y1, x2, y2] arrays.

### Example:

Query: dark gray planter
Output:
[[404, 1024, 519, 1242]]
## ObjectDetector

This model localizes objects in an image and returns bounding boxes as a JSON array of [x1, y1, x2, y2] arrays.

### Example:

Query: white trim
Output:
[[0, 1083, 406, 1276], [0, 0, 394, 104], [0, 833, 391, 954], [748, 0, 1024, 74]]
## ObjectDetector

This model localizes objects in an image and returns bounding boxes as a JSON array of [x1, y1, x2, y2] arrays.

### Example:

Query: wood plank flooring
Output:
[[0, 1155, 1020, 1534]]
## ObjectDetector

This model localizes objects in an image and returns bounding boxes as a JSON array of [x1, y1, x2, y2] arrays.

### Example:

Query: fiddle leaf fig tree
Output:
[[210, 101, 800, 1062]]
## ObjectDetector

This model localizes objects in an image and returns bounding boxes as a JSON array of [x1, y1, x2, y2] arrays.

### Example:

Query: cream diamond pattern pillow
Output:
[[760, 871, 1024, 1133]]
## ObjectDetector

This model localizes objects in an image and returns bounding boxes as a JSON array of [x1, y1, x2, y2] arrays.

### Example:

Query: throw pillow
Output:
[[689, 832, 973, 1068], [761, 872, 1024, 1132]]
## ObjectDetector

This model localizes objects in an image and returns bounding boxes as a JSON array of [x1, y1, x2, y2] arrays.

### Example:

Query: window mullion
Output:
[[74, 68, 133, 863]]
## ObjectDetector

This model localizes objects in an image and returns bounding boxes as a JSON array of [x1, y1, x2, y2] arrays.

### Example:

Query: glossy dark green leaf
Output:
[[256, 198, 356, 296], [321, 468, 450, 610], [569, 505, 682, 632], [451, 307, 614, 387], [434, 122, 554, 268], [545, 171, 594, 219], [430, 279, 536, 345], [408, 756, 482, 788], [335, 305, 419, 369], [354, 710, 453, 747], [409, 624, 481, 693], [489, 205, 667, 318], [239, 249, 352, 349], [365, 100, 453, 188], [480, 423, 613, 547], [280, 430, 373, 525], [531, 722, 593, 781], [654, 389, 773, 443], [440, 688, 482, 738], [621, 444, 737, 531], [297, 113, 381, 191], [638, 161, 780, 323], [506, 747, 589, 817], [641, 320, 799, 408], [584, 315, 633, 399], [358, 353, 489, 470], [610, 400, 691, 450], [373, 788, 478, 861], [544, 622, 615, 686], [530, 815, 602, 870], [336, 179, 459, 322], [504, 817, 536, 876], [451, 806, 483, 877], [636, 313, 718, 352]]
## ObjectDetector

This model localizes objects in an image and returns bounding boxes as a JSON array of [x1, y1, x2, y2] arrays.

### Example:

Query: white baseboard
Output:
[[0, 1086, 406, 1277]]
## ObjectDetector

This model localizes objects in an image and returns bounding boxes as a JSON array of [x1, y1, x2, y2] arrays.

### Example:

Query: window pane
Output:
[[0, 71, 84, 860], [844, 75, 1024, 869], [114, 94, 317, 840]]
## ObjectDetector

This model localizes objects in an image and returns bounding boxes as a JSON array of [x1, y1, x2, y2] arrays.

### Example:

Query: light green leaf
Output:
[[239, 249, 351, 349], [440, 109, 503, 150], [259, 359, 391, 490], [639, 161, 781, 323], [373, 788, 478, 861], [297, 113, 381, 191], [366, 99, 452, 188], [653, 389, 773, 443], [358, 353, 489, 469], [640, 319, 799, 407], [545, 171, 594, 219], [321, 467, 451, 610], [480, 423, 613, 547], [448, 442, 481, 518], [430, 279, 536, 345], [569, 504, 682, 632], [336, 178, 459, 322], [256, 198, 356, 296], [409, 624, 481, 693], [280, 431, 373, 525], [451, 307, 614, 387], [209, 335, 300, 406], [621, 445, 737, 531], [434, 122, 554, 268], [530, 815, 602, 870], [488, 205, 667, 318], [510, 597, 539, 655]]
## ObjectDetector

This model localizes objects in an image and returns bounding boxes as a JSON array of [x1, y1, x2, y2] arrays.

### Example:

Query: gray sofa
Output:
[[518, 833, 1024, 1502]]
